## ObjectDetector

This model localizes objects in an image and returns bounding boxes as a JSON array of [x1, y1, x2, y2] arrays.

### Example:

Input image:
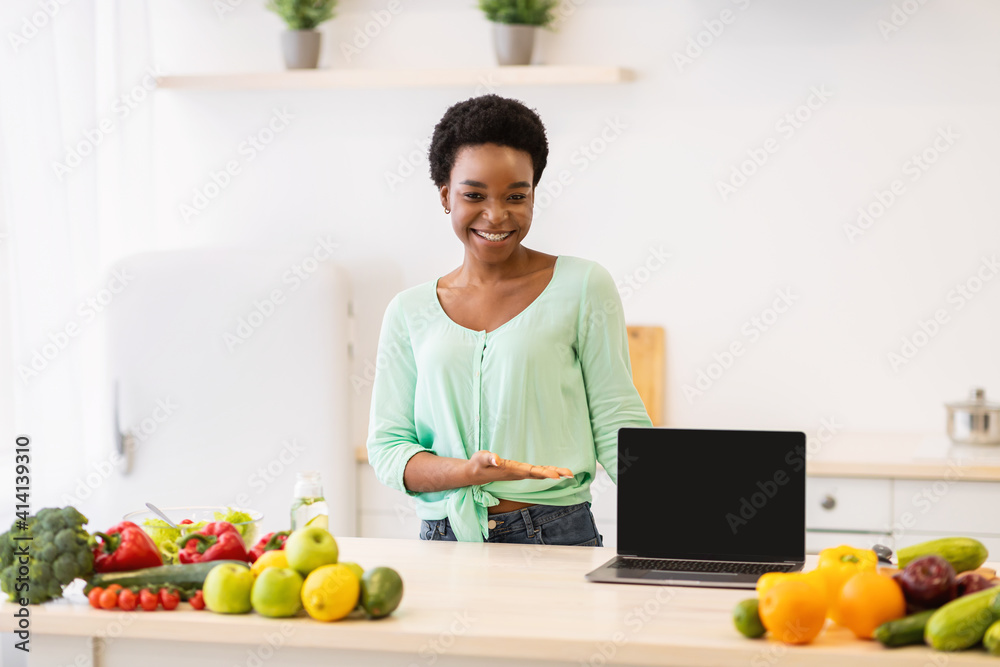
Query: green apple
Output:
[[203, 562, 254, 614], [285, 527, 339, 576], [251, 567, 304, 618]]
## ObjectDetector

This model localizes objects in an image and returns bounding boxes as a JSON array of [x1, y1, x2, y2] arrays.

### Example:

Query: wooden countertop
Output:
[[357, 432, 1000, 482], [4, 538, 999, 666]]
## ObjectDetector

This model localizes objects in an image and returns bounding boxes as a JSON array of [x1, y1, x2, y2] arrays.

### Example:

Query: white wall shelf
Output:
[[155, 66, 633, 91]]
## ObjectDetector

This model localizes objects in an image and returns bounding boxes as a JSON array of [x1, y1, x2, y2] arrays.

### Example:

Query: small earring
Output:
[[444, 208, 451, 214]]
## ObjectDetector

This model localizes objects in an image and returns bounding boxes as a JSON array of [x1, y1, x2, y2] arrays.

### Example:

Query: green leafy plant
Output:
[[477, 0, 558, 27], [266, 0, 337, 30]]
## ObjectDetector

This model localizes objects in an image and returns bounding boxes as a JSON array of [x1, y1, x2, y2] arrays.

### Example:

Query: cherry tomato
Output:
[[99, 588, 118, 609], [88, 587, 104, 609], [189, 590, 205, 610], [159, 587, 180, 611], [118, 589, 137, 611], [139, 588, 159, 611], [105, 584, 123, 594]]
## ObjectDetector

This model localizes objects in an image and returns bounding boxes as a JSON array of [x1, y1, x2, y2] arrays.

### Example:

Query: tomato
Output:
[[189, 590, 205, 611], [159, 587, 180, 611], [99, 588, 119, 610], [139, 588, 159, 611], [118, 589, 137, 612], [88, 587, 104, 609]]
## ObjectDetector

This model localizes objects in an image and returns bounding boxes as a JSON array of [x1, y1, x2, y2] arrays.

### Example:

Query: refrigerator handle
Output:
[[114, 380, 135, 475]]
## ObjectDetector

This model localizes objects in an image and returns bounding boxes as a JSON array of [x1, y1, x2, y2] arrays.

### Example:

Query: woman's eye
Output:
[[509, 194, 527, 201], [463, 192, 484, 200]]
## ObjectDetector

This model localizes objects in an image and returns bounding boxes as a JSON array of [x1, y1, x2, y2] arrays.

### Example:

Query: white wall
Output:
[[141, 0, 1000, 455]]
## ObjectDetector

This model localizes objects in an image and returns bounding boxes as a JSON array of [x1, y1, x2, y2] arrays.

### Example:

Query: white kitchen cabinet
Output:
[[805, 477, 893, 532], [892, 479, 1000, 535]]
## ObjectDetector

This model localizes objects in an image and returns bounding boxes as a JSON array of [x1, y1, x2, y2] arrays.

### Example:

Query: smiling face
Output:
[[439, 143, 534, 266]]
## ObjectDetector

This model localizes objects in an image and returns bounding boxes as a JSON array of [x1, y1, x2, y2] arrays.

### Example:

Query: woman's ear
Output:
[[439, 185, 450, 212]]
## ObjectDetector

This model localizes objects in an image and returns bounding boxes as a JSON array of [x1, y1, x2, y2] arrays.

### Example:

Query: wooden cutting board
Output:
[[627, 325, 665, 426]]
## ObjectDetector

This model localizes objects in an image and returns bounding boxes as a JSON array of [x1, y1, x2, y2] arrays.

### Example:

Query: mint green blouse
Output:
[[365, 255, 653, 542]]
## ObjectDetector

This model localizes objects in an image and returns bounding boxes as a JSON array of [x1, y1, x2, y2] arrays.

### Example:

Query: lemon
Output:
[[301, 564, 360, 622], [251, 550, 289, 578], [304, 514, 329, 530]]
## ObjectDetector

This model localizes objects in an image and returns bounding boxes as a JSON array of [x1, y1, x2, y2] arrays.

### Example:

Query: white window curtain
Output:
[[0, 0, 154, 526]]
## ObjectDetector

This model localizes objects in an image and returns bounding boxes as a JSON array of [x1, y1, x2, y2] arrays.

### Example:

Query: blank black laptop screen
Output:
[[617, 428, 806, 563]]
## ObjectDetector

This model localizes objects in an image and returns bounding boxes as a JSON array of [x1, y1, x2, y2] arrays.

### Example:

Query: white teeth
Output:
[[475, 230, 512, 242]]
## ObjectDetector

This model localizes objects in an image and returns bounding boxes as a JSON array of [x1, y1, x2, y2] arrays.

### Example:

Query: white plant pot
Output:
[[492, 24, 537, 66], [281, 29, 322, 70]]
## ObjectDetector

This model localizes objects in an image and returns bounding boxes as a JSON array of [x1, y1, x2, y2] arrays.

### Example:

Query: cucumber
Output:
[[985, 619, 1000, 656], [925, 587, 1000, 651], [897, 537, 988, 574], [84, 561, 248, 595], [874, 610, 935, 648]]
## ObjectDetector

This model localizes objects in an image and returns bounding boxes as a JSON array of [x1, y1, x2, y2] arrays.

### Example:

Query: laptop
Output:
[[586, 428, 806, 589]]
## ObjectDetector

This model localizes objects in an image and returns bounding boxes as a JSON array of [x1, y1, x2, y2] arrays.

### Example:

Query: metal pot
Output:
[[945, 388, 1000, 445]]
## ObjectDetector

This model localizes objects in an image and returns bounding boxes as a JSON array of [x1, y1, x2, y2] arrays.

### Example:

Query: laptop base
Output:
[[585, 556, 803, 589]]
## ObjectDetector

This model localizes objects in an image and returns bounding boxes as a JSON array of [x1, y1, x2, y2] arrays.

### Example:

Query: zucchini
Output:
[[925, 587, 1000, 651], [874, 610, 935, 648], [985, 619, 1000, 656], [897, 537, 988, 574], [84, 561, 248, 595]]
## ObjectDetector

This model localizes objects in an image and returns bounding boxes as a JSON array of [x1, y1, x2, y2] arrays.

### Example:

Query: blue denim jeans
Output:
[[419, 501, 603, 546]]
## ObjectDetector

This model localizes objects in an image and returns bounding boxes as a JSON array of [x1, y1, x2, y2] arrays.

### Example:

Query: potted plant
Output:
[[266, 0, 338, 70], [478, 0, 558, 66]]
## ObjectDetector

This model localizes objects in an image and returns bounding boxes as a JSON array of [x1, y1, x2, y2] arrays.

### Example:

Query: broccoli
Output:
[[0, 506, 93, 604]]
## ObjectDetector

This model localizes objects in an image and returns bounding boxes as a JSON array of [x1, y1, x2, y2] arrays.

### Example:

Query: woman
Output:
[[366, 94, 652, 544]]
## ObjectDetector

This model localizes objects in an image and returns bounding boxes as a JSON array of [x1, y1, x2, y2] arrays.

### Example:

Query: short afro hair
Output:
[[429, 94, 549, 188]]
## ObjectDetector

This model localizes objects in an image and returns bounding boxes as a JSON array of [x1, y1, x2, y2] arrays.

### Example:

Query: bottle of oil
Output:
[[290, 471, 329, 531]]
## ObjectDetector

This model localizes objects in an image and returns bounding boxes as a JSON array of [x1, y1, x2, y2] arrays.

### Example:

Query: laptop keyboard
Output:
[[611, 558, 798, 575]]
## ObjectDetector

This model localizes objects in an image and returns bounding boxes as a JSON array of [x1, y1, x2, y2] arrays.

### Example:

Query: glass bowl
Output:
[[122, 506, 264, 552]]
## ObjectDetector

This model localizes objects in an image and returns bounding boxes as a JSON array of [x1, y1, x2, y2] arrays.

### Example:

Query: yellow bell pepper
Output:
[[756, 569, 829, 609], [816, 545, 878, 623]]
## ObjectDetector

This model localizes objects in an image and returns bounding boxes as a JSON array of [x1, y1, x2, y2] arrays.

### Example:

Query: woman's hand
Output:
[[466, 450, 573, 485]]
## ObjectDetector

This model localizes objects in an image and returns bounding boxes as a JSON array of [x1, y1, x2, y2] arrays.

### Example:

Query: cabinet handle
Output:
[[820, 494, 836, 510]]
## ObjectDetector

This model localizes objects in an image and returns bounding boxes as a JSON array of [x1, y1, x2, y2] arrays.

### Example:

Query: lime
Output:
[[305, 514, 329, 530], [361, 566, 404, 619], [733, 598, 766, 638]]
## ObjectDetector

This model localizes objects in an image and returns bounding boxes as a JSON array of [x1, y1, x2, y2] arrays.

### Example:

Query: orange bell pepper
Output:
[[816, 545, 878, 623]]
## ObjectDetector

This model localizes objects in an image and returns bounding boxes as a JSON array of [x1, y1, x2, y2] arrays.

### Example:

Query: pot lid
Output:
[[946, 387, 1000, 411]]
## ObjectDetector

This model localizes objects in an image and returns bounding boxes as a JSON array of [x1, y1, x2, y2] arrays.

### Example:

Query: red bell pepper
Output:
[[176, 521, 249, 564], [248, 531, 290, 563], [92, 521, 164, 573]]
